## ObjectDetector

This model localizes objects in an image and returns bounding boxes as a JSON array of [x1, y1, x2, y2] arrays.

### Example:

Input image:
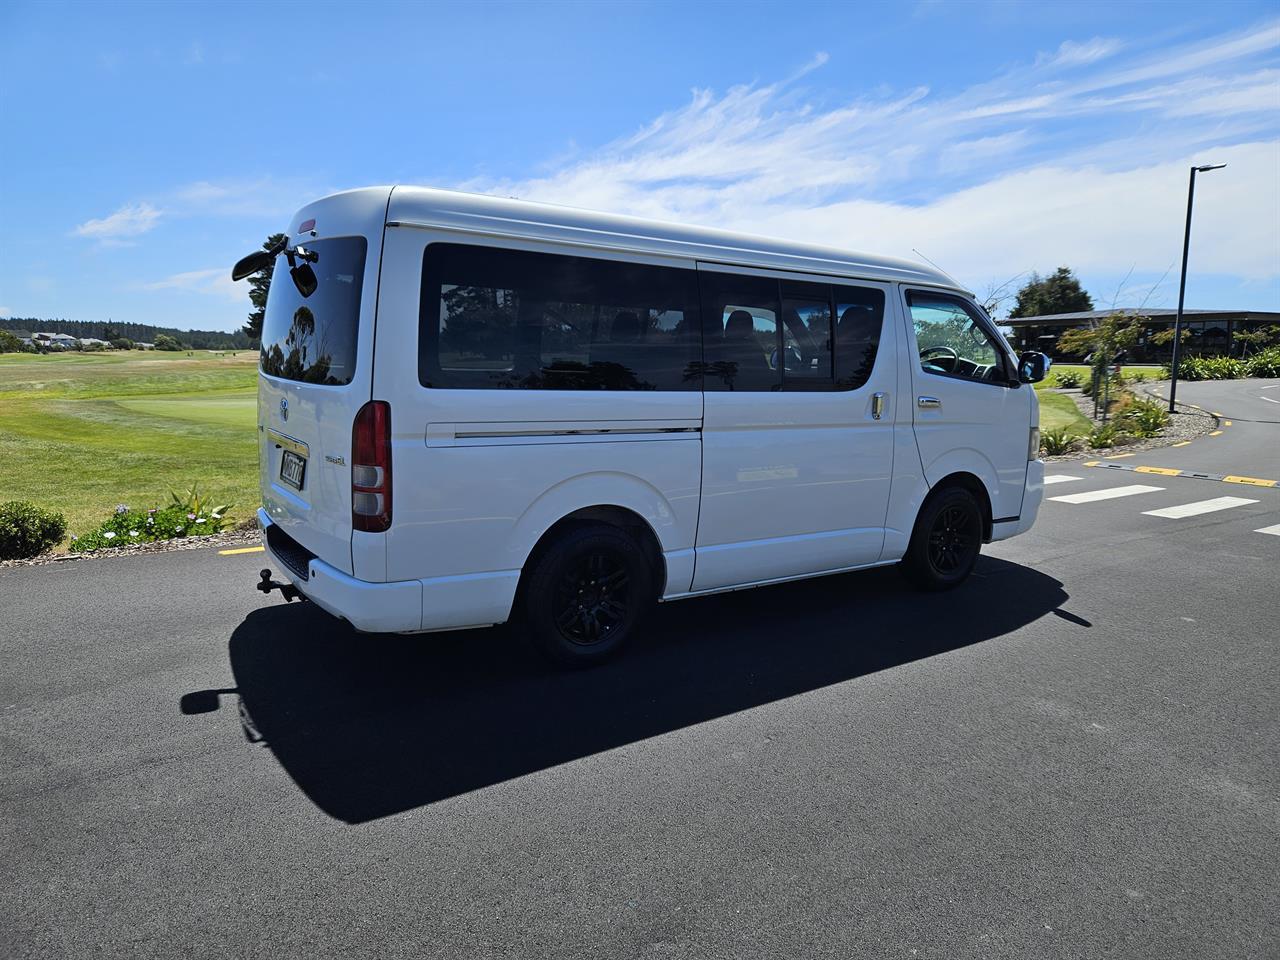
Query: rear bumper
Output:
[[258, 508, 423, 633]]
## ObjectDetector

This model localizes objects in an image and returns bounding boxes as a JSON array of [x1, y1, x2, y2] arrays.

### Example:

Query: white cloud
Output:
[[0, 306, 10, 318], [1036, 37, 1123, 69], [73, 202, 162, 244], [458, 19, 1280, 300], [141, 268, 242, 303]]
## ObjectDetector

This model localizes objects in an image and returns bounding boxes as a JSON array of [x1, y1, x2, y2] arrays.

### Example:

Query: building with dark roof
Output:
[[1005, 308, 1280, 362]]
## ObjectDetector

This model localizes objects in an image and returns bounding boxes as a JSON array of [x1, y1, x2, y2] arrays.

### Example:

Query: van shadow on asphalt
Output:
[[196, 556, 1068, 824]]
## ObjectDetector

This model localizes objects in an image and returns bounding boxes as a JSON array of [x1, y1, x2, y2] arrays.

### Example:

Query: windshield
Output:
[[260, 237, 367, 385]]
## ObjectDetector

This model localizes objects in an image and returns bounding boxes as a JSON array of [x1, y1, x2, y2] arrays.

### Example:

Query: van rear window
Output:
[[419, 243, 700, 390], [260, 237, 366, 386]]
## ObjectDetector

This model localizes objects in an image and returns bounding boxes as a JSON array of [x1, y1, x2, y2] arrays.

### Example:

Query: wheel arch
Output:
[[926, 471, 994, 542]]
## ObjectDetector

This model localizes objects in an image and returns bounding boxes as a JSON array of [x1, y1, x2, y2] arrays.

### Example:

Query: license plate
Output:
[[280, 450, 306, 490]]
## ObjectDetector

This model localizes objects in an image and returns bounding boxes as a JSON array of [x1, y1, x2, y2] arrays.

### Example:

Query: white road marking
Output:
[[1260, 383, 1279, 390], [1255, 523, 1280, 536], [1143, 496, 1258, 519], [1043, 475, 1082, 485], [1049, 484, 1164, 504], [1260, 395, 1280, 404]]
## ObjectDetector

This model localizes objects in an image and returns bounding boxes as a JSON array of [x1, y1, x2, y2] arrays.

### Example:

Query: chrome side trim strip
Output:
[[453, 426, 701, 440]]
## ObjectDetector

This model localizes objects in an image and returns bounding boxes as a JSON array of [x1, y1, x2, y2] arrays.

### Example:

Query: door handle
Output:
[[871, 392, 887, 420], [917, 396, 942, 409]]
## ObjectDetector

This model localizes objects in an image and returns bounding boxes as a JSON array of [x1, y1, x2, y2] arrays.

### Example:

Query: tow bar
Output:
[[257, 568, 305, 603]]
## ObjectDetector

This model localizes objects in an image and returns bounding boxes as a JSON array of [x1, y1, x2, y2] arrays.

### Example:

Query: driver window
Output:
[[908, 294, 1007, 384]]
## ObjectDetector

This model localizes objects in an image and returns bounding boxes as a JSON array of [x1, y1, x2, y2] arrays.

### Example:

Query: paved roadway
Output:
[[3, 380, 1277, 959]]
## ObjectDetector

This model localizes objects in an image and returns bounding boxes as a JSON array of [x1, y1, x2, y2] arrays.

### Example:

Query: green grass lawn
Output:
[[0, 351, 259, 544], [1039, 363, 1160, 385], [1037, 390, 1092, 437]]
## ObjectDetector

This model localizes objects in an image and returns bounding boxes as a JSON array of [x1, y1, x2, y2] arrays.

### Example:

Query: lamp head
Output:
[[1194, 163, 1227, 172]]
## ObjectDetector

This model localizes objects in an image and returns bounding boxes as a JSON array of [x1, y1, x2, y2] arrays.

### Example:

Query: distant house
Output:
[[79, 337, 109, 348], [134, 342, 155, 350], [31, 332, 80, 350]]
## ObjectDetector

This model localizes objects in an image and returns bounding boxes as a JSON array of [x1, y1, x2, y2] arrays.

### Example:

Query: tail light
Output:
[[352, 401, 391, 532]]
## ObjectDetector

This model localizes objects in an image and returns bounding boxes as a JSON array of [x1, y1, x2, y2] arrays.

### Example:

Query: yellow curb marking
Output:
[[1209, 430, 1223, 436], [1083, 460, 1102, 466], [1104, 452, 1136, 459], [1189, 404, 1202, 409], [1135, 466, 1183, 476], [219, 546, 265, 555], [1223, 476, 1279, 487], [1224, 420, 1233, 426], [1172, 441, 1192, 447], [1211, 411, 1222, 416]]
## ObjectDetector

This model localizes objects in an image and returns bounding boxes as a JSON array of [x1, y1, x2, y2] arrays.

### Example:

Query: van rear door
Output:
[[257, 189, 390, 576]]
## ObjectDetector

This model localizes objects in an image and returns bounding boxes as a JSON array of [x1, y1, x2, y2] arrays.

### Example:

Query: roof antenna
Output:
[[912, 247, 962, 287]]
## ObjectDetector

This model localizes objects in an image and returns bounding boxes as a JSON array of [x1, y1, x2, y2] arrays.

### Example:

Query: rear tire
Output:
[[902, 486, 983, 590], [523, 525, 654, 666]]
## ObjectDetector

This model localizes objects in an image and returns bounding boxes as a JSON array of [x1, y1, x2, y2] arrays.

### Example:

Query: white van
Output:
[[236, 187, 1049, 664]]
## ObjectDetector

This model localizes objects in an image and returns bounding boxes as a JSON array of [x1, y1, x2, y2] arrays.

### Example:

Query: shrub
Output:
[[1087, 423, 1130, 449], [1118, 397, 1170, 438], [1051, 369, 1083, 389], [73, 487, 232, 552], [1039, 427, 1078, 456], [0, 501, 67, 560], [1245, 347, 1280, 378], [1172, 356, 1246, 381]]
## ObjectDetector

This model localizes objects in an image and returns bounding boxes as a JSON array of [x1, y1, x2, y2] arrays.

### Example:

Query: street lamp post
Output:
[[1168, 162, 1227, 414]]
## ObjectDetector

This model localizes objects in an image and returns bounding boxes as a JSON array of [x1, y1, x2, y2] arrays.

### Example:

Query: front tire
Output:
[[902, 486, 984, 590], [523, 525, 654, 666]]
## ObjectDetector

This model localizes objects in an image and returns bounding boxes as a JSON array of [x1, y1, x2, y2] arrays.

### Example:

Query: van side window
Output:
[[781, 280, 833, 387], [702, 274, 884, 392], [908, 293, 1009, 385], [420, 244, 700, 390], [833, 286, 885, 390], [701, 273, 782, 391]]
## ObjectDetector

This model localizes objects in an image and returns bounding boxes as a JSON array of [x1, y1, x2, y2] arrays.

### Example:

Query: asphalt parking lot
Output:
[[3, 379, 1277, 959]]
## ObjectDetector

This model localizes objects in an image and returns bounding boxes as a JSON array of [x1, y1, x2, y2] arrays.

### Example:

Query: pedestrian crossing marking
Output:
[[1043, 475, 1081, 485], [1049, 484, 1164, 504], [1255, 524, 1280, 537], [1135, 466, 1182, 476], [1143, 496, 1258, 519], [1223, 476, 1279, 488]]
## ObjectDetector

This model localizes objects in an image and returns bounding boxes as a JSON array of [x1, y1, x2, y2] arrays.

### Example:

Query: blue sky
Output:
[[2, 0, 1277, 332]]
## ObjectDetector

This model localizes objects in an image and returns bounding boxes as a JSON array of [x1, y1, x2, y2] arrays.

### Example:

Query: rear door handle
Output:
[[917, 396, 942, 409]]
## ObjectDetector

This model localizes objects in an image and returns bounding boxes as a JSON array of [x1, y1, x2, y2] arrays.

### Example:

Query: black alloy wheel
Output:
[[553, 550, 631, 646], [524, 524, 654, 665], [928, 501, 980, 576], [903, 486, 984, 590]]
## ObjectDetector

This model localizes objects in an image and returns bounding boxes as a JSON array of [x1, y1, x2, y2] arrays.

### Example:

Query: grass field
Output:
[[0, 350, 258, 543]]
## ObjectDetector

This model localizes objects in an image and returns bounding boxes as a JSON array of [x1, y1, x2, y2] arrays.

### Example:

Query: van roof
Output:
[[373, 185, 963, 292]]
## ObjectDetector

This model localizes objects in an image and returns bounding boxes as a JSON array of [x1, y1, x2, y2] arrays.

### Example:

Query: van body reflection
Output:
[[225, 558, 1067, 823]]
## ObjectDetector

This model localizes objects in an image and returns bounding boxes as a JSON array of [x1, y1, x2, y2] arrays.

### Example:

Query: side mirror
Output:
[[1018, 351, 1051, 384], [231, 249, 276, 282], [290, 262, 318, 298]]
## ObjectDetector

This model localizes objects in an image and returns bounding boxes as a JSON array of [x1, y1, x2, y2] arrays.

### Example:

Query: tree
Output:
[[243, 232, 287, 344], [110, 337, 134, 351], [0, 330, 24, 353], [1056, 312, 1141, 419], [1008, 267, 1094, 319], [154, 334, 183, 351]]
